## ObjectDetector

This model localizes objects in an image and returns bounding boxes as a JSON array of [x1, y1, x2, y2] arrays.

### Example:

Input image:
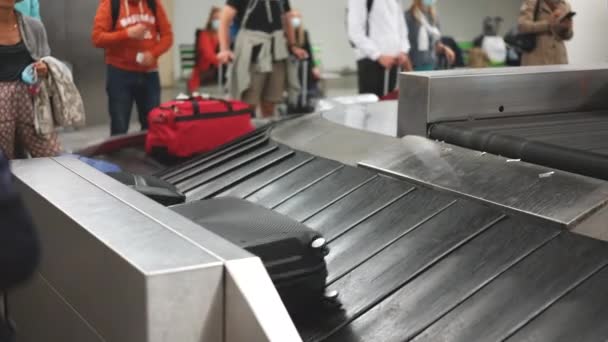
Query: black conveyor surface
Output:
[[161, 126, 608, 342], [430, 111, 608, 181]]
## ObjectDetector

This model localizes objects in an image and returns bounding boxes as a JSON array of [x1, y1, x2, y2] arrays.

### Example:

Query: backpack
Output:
[[111, 0, 157, 29], [347, 0, 374, 47]]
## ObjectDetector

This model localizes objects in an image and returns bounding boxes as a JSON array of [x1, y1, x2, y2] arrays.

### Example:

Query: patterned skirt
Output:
[[0, 81, 60, 159]]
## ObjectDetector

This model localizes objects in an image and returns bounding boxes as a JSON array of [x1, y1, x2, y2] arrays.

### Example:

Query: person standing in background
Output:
[[92, 0, 174, 136], [14, 0, 39, 20], [289, 10, 321, 98], [518, 0, 573, 66], [0, 0, 61, 159], [188, 7, 221, 93], [348, 0, 412, 98], [405, 0, 454, 71], [217, 0, 308, 118]]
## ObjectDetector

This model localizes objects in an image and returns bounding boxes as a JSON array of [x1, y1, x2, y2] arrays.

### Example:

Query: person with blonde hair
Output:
[[404, 0, 454, 71]]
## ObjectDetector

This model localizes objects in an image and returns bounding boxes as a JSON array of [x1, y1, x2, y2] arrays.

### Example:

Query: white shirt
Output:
[[348, 0, 410, 61]]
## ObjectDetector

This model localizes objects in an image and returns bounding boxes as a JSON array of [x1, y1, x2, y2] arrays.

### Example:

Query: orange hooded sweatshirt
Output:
[[92, 0, 173, 72]]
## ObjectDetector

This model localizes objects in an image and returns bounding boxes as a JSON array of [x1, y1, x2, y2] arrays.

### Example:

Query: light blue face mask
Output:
[[21, 64, 38, 85], [211, 19, 220, 31], [423, 0, 436, 6], [291, 17, 302, 29]]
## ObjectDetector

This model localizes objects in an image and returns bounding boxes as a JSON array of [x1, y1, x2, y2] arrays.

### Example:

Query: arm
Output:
[[219, 5, 237, 53], [518, 0, 550, 34], [398, 9, 410, 54], [201, 32, 219, 66], [91, 0, 131, 48], [348, 0, 381, 60], [149, 1, 174, 58], [555, 3, 574, 40], [37, 20, 51, 57]]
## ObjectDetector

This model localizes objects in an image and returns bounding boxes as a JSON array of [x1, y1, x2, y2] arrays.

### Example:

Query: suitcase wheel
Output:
[[322, 290, 342, 309], [311, 237, 330, 256]]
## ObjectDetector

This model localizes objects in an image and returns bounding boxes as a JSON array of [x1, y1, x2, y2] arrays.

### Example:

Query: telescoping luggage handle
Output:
[[301, 59, 309, 108], [383, 66, 403, 96]]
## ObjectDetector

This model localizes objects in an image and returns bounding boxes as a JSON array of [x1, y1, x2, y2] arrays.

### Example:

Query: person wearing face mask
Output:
[[92, 0, 174, 136], [188, 7, 222, 93], [289, 10, 321, 99], [348, 0, 412, 98], [404, 0, 455, 71], [518, 0, 573, 66], [0, 0, 61, 159]]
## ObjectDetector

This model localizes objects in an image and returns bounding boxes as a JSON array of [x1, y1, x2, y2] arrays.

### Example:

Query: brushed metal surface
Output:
[[11, 274, 105, 342], [359, 135, 608, 231], [322, 101, 398, 137], [12, 158, 226, 342], [225, 258, 302, 342], [398, 65, 608, 136]]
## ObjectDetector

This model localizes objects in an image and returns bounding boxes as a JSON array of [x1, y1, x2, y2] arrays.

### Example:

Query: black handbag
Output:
[[505, 0, 542, 52]]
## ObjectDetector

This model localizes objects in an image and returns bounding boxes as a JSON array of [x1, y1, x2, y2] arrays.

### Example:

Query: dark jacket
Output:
[[0, 154, 40, 292]]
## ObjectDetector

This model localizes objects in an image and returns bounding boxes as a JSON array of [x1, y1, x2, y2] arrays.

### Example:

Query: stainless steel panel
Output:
[[322, 101, 398, 137], [11, 274, 105, 342], [271, 114, 400, 166], [53, 156, 252, 261], [359, 135, 608, 232], [11, 158, 226, 341], [225, 258, 302, 342], [398, 65, 608, 136]]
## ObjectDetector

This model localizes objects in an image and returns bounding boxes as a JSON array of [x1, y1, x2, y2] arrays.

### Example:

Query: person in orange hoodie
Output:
[[92, 0, 173, 135]]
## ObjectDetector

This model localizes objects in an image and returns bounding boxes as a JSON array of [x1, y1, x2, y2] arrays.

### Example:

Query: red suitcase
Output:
[[146, 97, 254, 158]]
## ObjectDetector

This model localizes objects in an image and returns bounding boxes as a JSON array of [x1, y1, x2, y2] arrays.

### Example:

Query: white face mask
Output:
[[211, 19, 220, 31], [291, 17, 302, 29], [423, 0, 436, 6]]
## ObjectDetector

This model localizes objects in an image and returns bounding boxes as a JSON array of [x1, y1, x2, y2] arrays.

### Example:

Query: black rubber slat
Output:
[[327, 218, 559, 342], [177, 143, 279, 193], [274, 167, 376, 222], [245, 158, 343, 209], [412, 233, 608, 342], [185, 146, 295, 201], [218, 152, 314, 199], [325, 187, 456, 283], [298, 200, 503, 342], [159, 127, 270, 179], [168, 134, 271, 186], [303, 176, 415, 241], [505, 266, 608, 342], [430, 111, 608, 181]]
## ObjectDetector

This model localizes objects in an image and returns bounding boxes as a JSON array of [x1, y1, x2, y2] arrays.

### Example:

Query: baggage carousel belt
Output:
[[161, 126, 608, 341], [429, 111, 608, 181]]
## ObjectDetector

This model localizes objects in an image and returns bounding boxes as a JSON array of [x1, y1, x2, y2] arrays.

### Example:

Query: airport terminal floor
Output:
[[4, 0, 608, 342]]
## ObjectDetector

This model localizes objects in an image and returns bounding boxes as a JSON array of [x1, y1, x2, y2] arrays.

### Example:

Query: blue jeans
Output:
[[106, 65, 160, 135]]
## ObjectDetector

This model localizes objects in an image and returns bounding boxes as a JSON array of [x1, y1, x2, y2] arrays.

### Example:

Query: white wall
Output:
[[171, 0, 523, 76], [566, 0, 608, 65]]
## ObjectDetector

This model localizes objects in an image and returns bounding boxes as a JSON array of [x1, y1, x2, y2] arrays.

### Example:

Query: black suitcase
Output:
[[171, 197, 333, 312], [107, 172, 186, 206]]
